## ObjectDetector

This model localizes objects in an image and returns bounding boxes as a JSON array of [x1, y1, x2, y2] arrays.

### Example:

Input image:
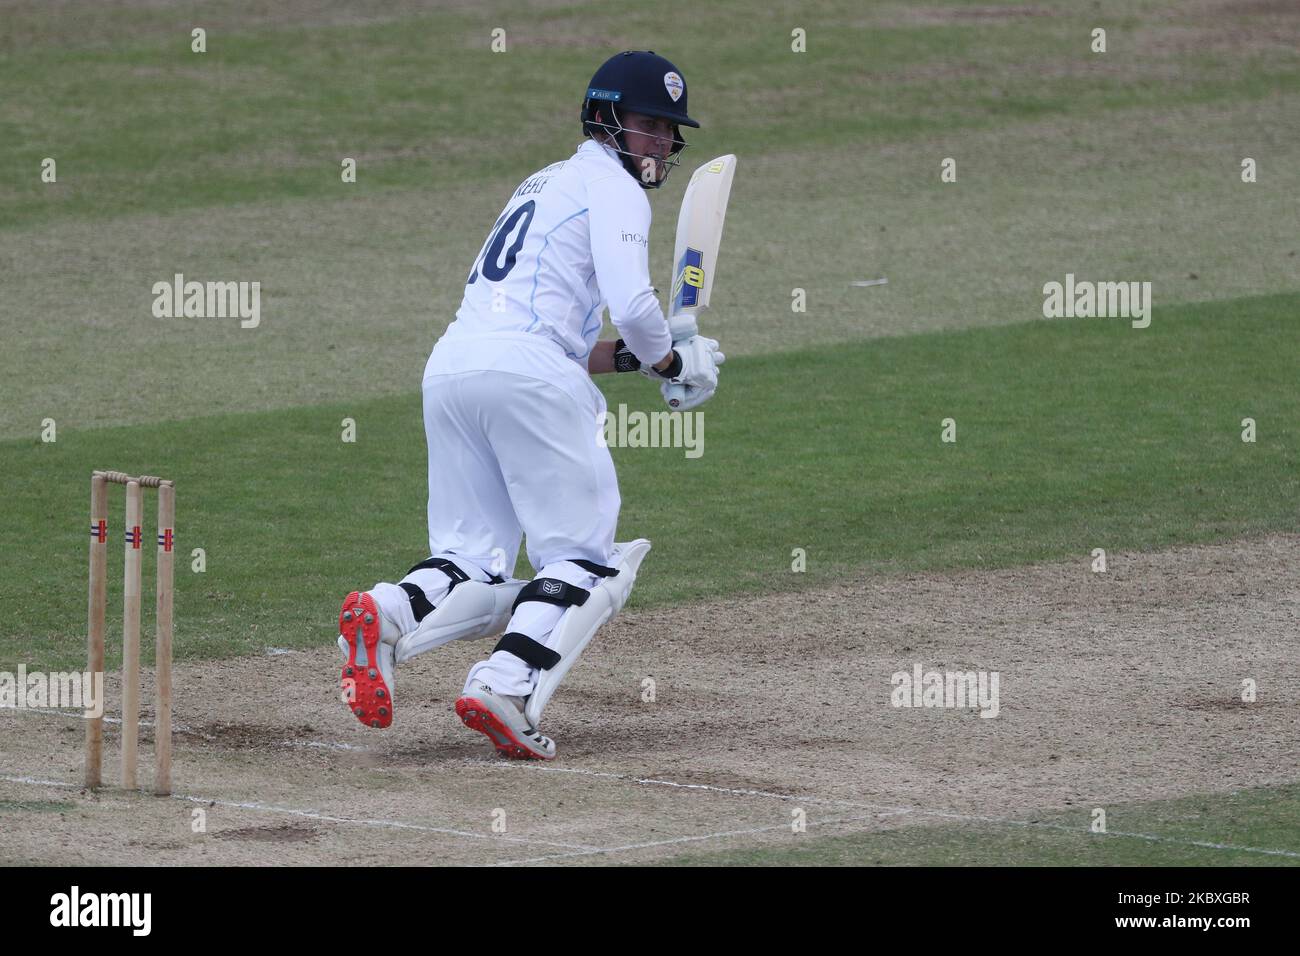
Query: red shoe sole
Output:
[[455, 697, 552, 760], [339, 591, 393, 729]]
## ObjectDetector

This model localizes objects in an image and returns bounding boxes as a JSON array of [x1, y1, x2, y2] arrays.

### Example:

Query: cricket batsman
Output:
[[336, 51, 725, 759]]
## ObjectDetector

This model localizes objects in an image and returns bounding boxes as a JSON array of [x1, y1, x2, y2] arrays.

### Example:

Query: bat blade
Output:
[[665, 154, 737, 408]]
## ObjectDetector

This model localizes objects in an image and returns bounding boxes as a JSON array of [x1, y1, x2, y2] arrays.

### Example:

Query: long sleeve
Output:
[[587, 173, 672, 365]]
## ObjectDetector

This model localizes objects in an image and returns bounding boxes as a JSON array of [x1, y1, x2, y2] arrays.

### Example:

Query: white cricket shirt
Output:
[[436, 140, 672, 372]]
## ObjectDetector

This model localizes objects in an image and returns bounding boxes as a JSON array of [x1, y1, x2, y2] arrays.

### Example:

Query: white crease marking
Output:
[[8, 711, 1298, 862], [0, 773, 596, 852]]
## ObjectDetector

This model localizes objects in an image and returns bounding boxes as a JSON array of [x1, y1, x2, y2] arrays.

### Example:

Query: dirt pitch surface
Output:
[[3, 535, 1297, 866]]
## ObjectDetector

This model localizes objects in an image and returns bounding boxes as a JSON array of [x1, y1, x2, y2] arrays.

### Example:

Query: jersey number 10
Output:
[[468, 200, 537, 284]]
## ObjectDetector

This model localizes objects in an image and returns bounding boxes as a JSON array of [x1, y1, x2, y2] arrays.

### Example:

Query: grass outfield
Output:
[[653, 783, 1300, 866], [5, 0, 1295, 229], [3, 291, 1295, 671], [3, 1, 1297, 437], [1, 1, 1296, 869]]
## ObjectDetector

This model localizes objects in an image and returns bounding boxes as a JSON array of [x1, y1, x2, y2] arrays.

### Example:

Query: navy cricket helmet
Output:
[[581, 51, 699, 188]]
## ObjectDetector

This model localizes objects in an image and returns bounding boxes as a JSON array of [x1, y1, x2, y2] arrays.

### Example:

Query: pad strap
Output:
[[407, 556, 471, 585], [406, 556, 505, 585], [512, 578, 590, 612], [401, 557, 504, 623], [398, 582, 435, 622], [569, 559, 619, 578], [495, 632, 561, 670]]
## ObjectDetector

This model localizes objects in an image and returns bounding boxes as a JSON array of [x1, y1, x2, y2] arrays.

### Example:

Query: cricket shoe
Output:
[[455, 680, 556, 760], [338, 591, 399, 729]]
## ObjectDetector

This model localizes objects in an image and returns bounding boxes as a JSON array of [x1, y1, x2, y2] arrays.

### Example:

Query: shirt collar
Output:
[[579, 138, 622, 166]]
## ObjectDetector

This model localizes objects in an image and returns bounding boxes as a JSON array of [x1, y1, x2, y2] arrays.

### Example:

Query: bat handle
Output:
[[664, 313, 698, 409]]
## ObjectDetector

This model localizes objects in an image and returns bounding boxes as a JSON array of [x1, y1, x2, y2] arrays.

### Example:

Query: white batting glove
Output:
[[659, 335, 723, 410], [642, 335, 725, 390]]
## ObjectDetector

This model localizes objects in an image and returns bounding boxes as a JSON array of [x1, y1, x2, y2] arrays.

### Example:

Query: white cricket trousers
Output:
[[421, 368, 619, 573], [417, 336, 621, 697]]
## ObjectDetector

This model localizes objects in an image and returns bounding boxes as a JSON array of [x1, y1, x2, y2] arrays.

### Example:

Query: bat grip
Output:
[[664, 314, 698, 409]]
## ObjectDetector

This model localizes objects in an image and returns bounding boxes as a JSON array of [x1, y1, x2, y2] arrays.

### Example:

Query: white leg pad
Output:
[[524, 538, 651, 726], [394, 577, 528, 664]]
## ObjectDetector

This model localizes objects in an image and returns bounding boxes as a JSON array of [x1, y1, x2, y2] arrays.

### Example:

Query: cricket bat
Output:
[[664, 154, 737, 409]]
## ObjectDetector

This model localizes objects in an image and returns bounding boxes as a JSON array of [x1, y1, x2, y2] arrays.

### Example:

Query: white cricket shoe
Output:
[[455, 679, 556, 760]]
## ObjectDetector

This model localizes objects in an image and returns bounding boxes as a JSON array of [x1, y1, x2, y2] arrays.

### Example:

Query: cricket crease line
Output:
[[485, 762, 1300, 861], [477, 760, 887, 810], [491, 811, 888, 866], [167, 794, 600, 851], [0, 772, 598, 853], [9, 717, 1298, 862]]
